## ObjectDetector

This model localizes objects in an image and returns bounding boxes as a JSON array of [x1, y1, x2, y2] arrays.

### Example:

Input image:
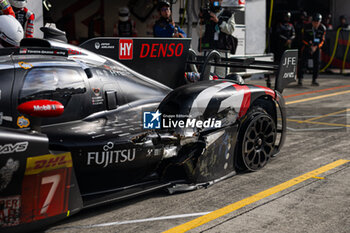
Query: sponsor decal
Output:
[[21, 152, 72, 223], [0, 142, 28, 155], [282, 56, 297, 68], [238, 0, 245, 5], [143, 110, 222, 129], [119, 39, 133, 60], [17, 116, 30, 128], [94, 41, 115, 50], [92, 96, 104, 105], [283, 72, 295, 79], [0, 158, 19, 191], [92, 88, 101, 96], [18, 61, 33, 70], [19, 49, 67, 56], [25, 152, 72, 175], [67, 48, 81, 55], [100, 42, 115, 49], [95, 42, 101, 49], [87, 142, 136, 167], [143, 110, 161, 129], [146, 148, 162, 158], [33, 104, 57, 111], [0, 195, 21, 227], [140, 43, 183, 58]]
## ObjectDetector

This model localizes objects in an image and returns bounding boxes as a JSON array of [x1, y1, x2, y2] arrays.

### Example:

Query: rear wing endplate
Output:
[[186, 49, 298, 93]]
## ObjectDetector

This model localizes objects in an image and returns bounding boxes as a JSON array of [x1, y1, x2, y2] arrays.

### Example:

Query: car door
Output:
[[13, 61, 90, 129], [0, 61, 15, 128]]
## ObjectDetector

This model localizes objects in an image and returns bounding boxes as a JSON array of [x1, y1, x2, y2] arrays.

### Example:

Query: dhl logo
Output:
[[25, 152, 72, 175]]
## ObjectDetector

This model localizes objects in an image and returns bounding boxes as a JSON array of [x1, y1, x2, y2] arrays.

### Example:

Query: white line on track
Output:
[[287, 126, 344, 132], [50, 212, 211, 230]]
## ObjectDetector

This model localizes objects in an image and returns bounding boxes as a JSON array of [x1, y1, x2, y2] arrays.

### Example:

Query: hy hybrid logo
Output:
[[119, 39, 133, 60], [143, 110, 161, 129]]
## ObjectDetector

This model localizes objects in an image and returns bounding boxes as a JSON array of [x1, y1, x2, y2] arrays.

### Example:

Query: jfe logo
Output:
[[119, 39, 133, 60], [143, 110, 161, 129]]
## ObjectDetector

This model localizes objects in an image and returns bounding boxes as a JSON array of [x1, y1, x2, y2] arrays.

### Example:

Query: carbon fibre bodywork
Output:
[[0, 39, 290, 232]]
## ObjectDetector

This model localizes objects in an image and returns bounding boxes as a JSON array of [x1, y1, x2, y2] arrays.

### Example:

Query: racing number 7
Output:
[[40, 174, 61, 214]]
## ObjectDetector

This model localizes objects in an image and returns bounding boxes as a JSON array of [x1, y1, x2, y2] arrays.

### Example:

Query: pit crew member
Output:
[[9, 0, 35, 38], [153, 0, 186, 38], [297, 13, 326, 86]]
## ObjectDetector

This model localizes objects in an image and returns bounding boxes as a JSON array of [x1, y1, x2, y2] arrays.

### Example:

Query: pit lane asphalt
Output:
[[45, 74, 350, 233]]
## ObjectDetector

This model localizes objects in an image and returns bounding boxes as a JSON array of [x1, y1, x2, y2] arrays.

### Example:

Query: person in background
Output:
[[153, 0, 186, 38], [276, 11, 295, 62], [322, 13, 333, 30], [8, 0, 35, 38], [0, 0, 15, 16], [113, 7, 137, 37], [293, 11, 307, 49], [337, 15, 349, 30], [197, 0, 236, 54], [298, 13, 326, 86], [305, 14, 313, 25], [0, 14, 24, 47]]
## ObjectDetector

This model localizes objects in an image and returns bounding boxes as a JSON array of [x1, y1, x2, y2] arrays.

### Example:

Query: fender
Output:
[[157, 80, 281, 184], [0, 128, 82, 232], [158, 80, 277, 134]]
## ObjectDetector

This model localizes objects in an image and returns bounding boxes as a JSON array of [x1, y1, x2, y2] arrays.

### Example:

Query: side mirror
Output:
[[17, 100, 64, 117]]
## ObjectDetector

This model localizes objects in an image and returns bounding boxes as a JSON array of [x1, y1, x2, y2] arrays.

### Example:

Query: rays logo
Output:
[[143, 110, 161, 129]]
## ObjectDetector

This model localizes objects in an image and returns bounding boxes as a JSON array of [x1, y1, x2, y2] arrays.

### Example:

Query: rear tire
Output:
[[235, 106, 277, 171]]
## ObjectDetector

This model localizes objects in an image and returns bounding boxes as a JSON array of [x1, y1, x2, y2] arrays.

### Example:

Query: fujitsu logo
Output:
[[119, 39, 133, 60], [87, 149, 136, 168]]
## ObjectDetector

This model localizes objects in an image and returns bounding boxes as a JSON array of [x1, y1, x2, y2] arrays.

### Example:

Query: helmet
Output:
[[9, 0, 27, 8], [283, 11, 291, 22], [0, 15, 24, 47], [119, 7, 130, 22], [157, 0, 170, 11], [312, 13, 322, 22]]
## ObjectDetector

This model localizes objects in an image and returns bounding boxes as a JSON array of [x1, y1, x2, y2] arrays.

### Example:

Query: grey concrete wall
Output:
[[245, 0, 266, 54], [332, 0, 350, 29]]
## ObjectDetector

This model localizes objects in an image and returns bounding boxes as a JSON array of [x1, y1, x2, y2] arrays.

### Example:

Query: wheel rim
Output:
[[242, 114, 276, 171]]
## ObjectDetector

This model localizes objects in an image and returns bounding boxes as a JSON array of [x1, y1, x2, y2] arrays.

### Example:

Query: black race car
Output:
[[0, 38, 297, 232]]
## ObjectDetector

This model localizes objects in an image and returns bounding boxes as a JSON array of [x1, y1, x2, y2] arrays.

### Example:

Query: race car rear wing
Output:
[[186, 49, 298, 93]]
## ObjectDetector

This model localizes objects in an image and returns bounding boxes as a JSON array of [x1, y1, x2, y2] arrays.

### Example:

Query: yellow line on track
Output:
[[286, 119, 350, 128], [285, 90, 350, 105], [163, 159, 350, 233], [312, 176, 325, 180], [305, 108, 350, 122]]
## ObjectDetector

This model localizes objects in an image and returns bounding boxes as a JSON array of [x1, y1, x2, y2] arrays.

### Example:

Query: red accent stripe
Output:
[[233, 84, 251, 118]]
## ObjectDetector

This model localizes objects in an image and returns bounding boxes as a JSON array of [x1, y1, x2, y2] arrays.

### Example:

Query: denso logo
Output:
[[0, 142, 28, 154], [33, 105, 56, 111], [119, 39, 133, 60], [140, 43, 184, 58]]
